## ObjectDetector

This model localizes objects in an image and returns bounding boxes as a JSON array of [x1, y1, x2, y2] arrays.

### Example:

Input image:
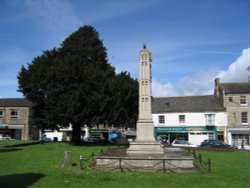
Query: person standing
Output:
[[241, 139, 245, 150]]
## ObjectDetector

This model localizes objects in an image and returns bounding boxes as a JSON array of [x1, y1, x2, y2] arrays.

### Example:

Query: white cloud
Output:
[[152, 80, 176, 97], [218, 48, 250, 82], [152, 48, 250, 97]]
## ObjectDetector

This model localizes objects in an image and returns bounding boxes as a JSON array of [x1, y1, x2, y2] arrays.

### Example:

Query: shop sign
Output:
[[155, 126, 211, 133], [218, 127, 225, 131]]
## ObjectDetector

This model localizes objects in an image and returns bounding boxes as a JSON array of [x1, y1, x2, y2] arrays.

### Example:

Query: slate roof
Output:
[[152, 95, 225, 113], [219, 82, 250, 94], [0, 98, 33, 107]]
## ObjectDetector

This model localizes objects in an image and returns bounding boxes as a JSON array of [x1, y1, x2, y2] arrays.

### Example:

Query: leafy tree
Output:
[[18, 25, 138, 145], [18, 49, 60, 131], [109, 72, 138, 128]]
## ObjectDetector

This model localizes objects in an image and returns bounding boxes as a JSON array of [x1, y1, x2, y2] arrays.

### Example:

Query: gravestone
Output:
[[62, 151, 72, 167]]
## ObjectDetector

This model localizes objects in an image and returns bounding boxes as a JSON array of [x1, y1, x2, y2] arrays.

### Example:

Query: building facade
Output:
[[215, 78, 250, 148], [152, 95, 227, 145], [0, 98, 32, 140]]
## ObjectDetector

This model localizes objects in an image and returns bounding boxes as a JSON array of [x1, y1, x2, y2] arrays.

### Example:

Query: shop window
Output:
[[10, 109, 18, 119], [240, 96, 247, 106], [232, 134, 249, 146], [158, 115, 165, 124], [0, 110, 3, 118], [205, 114, 215, 125], [179, 115, 185, 123], [208, 133, 214, 140], [241, 112, 248, 124]]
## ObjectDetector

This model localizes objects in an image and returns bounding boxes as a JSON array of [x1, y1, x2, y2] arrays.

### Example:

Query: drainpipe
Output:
[[214, 126, 218, 140]]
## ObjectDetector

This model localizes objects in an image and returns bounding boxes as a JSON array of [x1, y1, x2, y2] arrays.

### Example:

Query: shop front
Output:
[[154, 126, 217, 145], [228, 127, 250, 149], [89, 128, 109, 141]]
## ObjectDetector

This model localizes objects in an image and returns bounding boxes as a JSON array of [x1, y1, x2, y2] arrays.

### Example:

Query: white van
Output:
[[40, 132, 67, 142]]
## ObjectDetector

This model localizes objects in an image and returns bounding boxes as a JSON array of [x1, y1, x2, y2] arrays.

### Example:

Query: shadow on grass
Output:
[[4, 141, 41, 148], [0, 148, 22, 153], [0, 173, 45, 188]]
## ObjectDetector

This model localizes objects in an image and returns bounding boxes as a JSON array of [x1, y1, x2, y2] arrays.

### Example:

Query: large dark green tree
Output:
[[18, 25, 138, 145], [109, 72, 138, 128]]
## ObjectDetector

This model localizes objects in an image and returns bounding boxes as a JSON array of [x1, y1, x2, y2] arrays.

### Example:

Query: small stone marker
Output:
[[62, 151, 72, 167]]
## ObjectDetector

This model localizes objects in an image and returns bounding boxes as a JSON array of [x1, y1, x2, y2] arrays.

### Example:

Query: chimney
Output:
[[214, 78, 220, 97]]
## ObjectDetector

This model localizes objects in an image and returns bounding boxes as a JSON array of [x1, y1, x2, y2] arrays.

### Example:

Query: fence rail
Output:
[[188, 149, 211, 173], [76, 147, 211, 173]]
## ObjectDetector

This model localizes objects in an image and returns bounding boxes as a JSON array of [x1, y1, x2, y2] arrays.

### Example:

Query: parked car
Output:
[[200, 140, 235, 149], [171, 139, 198, 147], [83, 137, 98, 142], [0, 136, 14, 140]]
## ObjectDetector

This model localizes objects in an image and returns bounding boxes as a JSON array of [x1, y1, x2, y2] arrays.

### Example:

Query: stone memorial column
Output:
[[127, 44, 163, 154]]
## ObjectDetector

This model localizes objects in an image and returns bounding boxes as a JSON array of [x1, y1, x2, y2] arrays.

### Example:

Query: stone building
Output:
[[0, 98, 32, 140], [215, 78, 250, 148]]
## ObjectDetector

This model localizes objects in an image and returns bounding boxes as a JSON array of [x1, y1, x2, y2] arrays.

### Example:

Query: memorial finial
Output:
[[143, 43, 147, 49]]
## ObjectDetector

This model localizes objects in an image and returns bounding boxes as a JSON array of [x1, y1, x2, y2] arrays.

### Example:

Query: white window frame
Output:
[[158, 115, 165, 124], [205, 114, 215, 126], [179, 115, 185, 123], [10, 109, 18, 119], [240, 96, 247, 106], [241, 112, 248, 124]]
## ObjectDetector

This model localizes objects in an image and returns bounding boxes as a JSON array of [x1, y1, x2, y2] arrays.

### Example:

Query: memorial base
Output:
[[126, 141, 164, 154]]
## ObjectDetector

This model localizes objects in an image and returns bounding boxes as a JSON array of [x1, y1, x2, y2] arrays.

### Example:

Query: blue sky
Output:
[[0, 0, 250, 98]]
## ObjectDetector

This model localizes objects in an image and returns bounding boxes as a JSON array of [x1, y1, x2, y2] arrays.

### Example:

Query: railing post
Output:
[[100, 149, 104, 154], [193, 150, 196, 158], [208, 159, 211, 173], [119, 158, 123, 172], [163, 159, 166, 173], [80, 155, 83, 170], [91, 152, 95, 162], [199, 154, 202, 166]]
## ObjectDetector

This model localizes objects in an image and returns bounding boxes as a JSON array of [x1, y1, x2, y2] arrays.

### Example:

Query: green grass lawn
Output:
[[0, 141, 249, 188]]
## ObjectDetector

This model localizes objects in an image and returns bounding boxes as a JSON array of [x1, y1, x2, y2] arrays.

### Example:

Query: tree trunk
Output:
[[70, 124, 82, 145]]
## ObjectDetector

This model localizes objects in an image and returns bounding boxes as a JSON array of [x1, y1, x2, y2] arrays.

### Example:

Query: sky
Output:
[[0, 0, 250, 98]]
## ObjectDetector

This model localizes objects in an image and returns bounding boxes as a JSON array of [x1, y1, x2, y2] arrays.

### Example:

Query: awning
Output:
[[0, 124, 8, 129]]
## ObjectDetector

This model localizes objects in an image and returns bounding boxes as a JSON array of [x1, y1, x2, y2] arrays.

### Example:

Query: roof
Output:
[[219, 82, 250, 94], [152, 95, 225, 113], [0, 98, 33, 107]]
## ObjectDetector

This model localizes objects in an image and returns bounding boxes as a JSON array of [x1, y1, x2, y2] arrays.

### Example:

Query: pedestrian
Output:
[[241, 140, 245, 150]]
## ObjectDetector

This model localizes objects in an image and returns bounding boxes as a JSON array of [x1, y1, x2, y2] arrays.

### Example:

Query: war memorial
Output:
[[96, 44, 195, 172]]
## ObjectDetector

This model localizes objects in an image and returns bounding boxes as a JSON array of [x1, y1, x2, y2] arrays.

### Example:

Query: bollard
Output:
[[80, 155, 83, 170]]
